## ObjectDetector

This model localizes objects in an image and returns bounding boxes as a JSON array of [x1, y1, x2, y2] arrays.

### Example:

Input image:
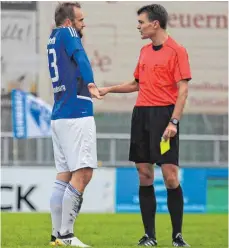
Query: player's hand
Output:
[[162, 122, 177, 141], [98, 87, 110, 96], [88, 83, 103, 100]]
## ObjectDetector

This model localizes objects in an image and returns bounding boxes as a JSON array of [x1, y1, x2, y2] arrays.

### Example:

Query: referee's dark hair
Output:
[[137, 4, 168, 29], [55, 2, 81, 26]]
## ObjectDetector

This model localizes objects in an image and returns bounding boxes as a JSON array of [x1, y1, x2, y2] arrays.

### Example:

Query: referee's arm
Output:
[[99, 79, 139, 96], [171, 47, 192, 121], [171, 80, 189, 121]]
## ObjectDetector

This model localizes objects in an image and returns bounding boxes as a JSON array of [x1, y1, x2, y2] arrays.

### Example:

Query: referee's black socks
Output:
[[167, 184, 184, 239], [139, 185, 157, 238]]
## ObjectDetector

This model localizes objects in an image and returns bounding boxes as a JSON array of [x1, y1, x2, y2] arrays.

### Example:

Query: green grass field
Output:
[[1, 213, 228, 248]]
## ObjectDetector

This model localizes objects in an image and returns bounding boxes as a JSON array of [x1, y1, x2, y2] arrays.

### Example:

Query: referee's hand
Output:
[[98, 87, 110, 96], [162, 122, 177, 141]]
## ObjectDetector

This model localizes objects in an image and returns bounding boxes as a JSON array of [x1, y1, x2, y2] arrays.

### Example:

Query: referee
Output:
[[99, 4, 191, 247]]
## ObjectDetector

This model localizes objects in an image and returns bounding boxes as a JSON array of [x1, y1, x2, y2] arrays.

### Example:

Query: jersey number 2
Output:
[[48, 48, 59, 83]]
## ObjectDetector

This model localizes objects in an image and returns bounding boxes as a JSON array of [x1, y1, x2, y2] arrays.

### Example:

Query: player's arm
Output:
[[72, 50, 94, 85], [72, 51, 102, 99], [63, 28, 101, 99], [99, 79, 139, 96]]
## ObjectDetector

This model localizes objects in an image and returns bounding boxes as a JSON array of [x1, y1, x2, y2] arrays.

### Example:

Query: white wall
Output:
[[38, 1, 228, 114]]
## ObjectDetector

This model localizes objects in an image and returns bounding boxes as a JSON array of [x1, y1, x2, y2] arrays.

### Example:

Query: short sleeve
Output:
[[174, 47, 192, 83], [62, 27, 82, 57], [134, 61, 140, 80], [134, 47, 145, 81]]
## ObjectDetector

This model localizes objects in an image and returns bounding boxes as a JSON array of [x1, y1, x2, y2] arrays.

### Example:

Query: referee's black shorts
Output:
[[129, 105, 179, 166]]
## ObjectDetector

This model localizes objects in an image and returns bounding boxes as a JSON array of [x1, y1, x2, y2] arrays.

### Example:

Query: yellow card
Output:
[[160, 138, 170, 155]]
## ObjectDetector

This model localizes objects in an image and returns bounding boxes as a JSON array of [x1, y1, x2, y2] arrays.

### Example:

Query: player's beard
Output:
[[78, 30, 83, 38], [72, 23, 83, 38]]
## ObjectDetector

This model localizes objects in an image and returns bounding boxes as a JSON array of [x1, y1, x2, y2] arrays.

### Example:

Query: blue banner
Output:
[[115, 167, 227, 213], [12, 89, 52, 138]]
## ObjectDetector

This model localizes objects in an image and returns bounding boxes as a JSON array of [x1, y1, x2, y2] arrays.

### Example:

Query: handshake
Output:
[[88, 83, 110, 100]]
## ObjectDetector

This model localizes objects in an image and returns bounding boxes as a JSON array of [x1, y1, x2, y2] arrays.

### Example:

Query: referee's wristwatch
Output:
[[170, 118, 179, 126]]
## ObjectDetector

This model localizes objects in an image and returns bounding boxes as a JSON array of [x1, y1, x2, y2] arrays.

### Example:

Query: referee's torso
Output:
[[134, 36, 191, 107], [129, 36, 191, 165]]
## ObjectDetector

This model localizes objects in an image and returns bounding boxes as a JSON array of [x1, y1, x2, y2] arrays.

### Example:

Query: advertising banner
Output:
[[116, 167, 228, 213], [206, 168, 228, 213], [1, 167, 115, 213]]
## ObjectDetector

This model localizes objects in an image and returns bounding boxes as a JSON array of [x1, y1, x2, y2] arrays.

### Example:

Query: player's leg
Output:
[[59, 168, 93, 236], [50, 120, 71, 246], [56, 117, 97, 247], [56, 168, 93, 247], [129, 107, 157, 246], [50, 172, 71, 245], [161, 164, 189, 247]]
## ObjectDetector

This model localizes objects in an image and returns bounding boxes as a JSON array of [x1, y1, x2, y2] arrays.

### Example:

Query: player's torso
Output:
[[47, 29, 79, 99], [47, 28, 92, 120], [136, 43, 178, 107]]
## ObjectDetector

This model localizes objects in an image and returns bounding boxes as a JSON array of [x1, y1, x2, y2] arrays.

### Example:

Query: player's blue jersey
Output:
[[47, 27, 94, 120]]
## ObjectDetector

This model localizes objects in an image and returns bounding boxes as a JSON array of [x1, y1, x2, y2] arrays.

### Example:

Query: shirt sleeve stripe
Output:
[[70, 27, 75, 37], [68, 27, 74, 37], [74, 28, 78, 37], [73, 27, 77, 37], [71, 27, 78, 37]]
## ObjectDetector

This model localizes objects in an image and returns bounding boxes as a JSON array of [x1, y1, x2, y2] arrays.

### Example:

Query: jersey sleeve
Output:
[[73, 51, 94, 85], [134, 61, 140, 81], [62, 27, 82, 57], [134, 47, 145, 82], [62, 27, 94, 85], [173, 47, 192, 83]]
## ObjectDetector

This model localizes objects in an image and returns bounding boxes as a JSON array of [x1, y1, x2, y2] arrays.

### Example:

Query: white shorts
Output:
[[51, 117, 98, 173]]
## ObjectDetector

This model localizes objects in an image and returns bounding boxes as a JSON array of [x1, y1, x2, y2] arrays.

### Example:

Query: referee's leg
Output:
[[161, 163, 182, 237], [136, 163, 157, 242], [129, 108, 157, 245], [161, 164, 190, 246]]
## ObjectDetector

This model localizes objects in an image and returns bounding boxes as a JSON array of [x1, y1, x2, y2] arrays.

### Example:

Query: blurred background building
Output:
[[1, 1, 228, 213]]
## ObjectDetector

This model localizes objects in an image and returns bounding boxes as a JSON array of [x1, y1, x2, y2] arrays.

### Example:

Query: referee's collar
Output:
[[152, 35, 170, 51], [152, 44, 163, 51]]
